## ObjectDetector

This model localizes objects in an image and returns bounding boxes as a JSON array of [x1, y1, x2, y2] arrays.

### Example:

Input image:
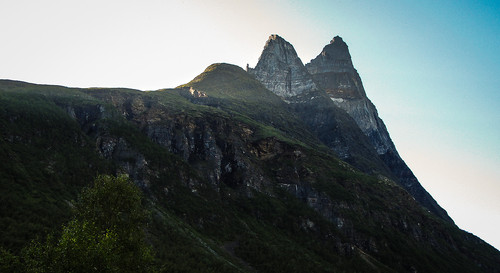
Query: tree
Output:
[[24, 175, 155, 272], [0, 247, 22, 272]]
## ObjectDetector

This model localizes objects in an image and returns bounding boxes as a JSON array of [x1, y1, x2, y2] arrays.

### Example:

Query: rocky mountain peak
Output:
[[306, 36, 388, 150], [258, 34, 300, 68], [305, 36, 453, 222], [306, 35, 354, 75], [247, 35, 453, 223], [328, 35, 348, 50], [247, 34, 317, 98], [330, 35, 344, 44], [266, 34, 287, 45]]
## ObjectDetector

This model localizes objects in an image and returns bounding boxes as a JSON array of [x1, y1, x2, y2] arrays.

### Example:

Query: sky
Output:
[[1, 0, 499, 250]]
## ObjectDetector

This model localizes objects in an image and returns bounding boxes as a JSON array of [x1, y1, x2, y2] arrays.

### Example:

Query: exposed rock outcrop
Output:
[[306, 36, 393, 154], [248, 34, 317, 99], [247, 35, 389, 174], [84, 91, 272, 195], [305, 36, 452, 223], [249, 34, 452, 223]]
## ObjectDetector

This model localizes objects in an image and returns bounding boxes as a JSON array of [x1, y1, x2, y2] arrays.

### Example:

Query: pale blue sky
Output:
[[1, 0, 499, 250]]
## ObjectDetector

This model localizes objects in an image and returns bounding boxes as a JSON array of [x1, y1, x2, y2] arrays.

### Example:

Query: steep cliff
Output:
[[248, 34, 317, 98], [248, 34, 451, 223], [248, 35, 390, 175], [305, 36, 392, 154], [306, 36, 452, 222]]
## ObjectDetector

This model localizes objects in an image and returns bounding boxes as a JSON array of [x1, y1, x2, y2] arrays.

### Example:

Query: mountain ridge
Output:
[[248, 34, 452, 223], [0, 34, 499, 272]]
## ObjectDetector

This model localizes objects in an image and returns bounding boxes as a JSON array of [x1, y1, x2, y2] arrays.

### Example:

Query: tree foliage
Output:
[[23, 175, 155, 273], [0, 247, 22, 272]]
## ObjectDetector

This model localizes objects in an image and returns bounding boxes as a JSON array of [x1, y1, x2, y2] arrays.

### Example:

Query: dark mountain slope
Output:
[[0, 84, 112, 251], [0, 64, 499, 272]]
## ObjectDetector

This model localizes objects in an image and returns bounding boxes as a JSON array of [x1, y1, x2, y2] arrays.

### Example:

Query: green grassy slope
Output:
[[179, 63, 324, 147], [0, 75, 499, 273]]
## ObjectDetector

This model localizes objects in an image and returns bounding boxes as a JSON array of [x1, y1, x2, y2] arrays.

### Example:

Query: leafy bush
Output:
[[23, 175, 155, 273]]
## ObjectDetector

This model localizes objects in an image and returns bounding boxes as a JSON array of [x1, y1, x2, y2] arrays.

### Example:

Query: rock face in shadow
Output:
[[306, 36, 453, 223], [306, 36, 393, 154], [249, 35, 452, 223]]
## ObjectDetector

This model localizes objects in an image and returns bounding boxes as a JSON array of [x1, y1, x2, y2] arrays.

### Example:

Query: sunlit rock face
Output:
[[248, 34, 453, 223], [248, 34, 317, 98], [249, 35, 388, 174]]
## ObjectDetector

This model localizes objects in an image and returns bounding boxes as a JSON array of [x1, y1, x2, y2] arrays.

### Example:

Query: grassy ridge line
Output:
[[1, 77, 499, 272], [178, 63, 331, 151]]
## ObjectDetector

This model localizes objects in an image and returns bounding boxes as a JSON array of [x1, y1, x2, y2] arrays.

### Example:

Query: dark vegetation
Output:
[[23, 175, 155, 273], [0, 67, 499, 273]]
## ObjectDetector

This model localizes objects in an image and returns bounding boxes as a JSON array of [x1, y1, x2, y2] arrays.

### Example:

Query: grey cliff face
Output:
[[306, 36, 452, 222], [84, 91, 272, 195], [250, 34, 452, 223], [248, 34, 317, 98], [248, 35, 386, 173], [306, 36, 393, 154], [306, 36, 356, 75]]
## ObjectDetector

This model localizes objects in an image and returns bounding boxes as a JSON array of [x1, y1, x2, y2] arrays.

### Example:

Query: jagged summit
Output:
[[247, 34, 317, 98], [265, 34, 287, 45], [330, 35, 343, 44], [309, 36, 452, 222], [325, 35, 352, 62], [306, 36, 393, 155], [249, 34, 453, 223], [262, 34, 306, 54], [257, 34, 300, 68], [306, 35, 355, 76], [328, 35, 350, 58]]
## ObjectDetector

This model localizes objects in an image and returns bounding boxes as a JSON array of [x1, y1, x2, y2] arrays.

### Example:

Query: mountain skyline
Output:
[[247, 33, 454, 224], [1, 0, 499, 250], [3, 66, 498, 271]]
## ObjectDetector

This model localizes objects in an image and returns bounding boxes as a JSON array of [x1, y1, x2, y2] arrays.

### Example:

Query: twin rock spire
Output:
[[247, 34, 452, 223], [248, 34, 384, 152], [248, 34, 318, 98], [248, 34, 361, 99]]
